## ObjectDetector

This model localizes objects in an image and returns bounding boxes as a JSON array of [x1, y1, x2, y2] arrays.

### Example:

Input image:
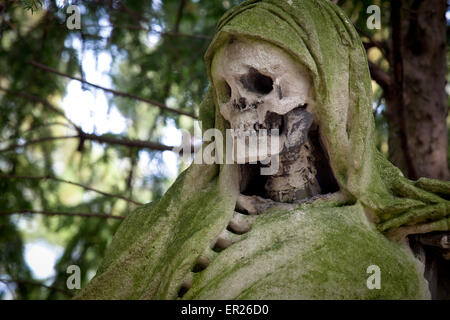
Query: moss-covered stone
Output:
[[184, 203, 429, 299]]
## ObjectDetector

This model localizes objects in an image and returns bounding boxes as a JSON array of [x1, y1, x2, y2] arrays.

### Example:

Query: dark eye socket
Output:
[[223, 81, 232, 99], [240, 67, 273, 95], [216, 79, 232, 103]]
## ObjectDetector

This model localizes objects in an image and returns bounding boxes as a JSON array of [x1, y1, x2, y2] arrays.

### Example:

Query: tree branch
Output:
[[174, 0, 187, 34], [0, 86, 80, 130], [27, 61, 197, 119], [354, 26, 393, 92], [356, 26, 389, 57], [0, 174, 143, 206], [0, 278, 73, 297], [79, 132, 176, 152], [368, 61, 392, 92], [0, 209, 125, 220], [0, 133, 180, 154], [125, 151, 138, 213], [0, 89, 189, 154]]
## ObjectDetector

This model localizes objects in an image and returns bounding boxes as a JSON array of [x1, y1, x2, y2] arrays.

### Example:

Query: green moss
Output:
[[184, 203, 428, 299]]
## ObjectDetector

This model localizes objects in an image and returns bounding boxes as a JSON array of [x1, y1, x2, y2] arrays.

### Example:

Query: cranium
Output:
[[211, 37, 313, 163], [211, 37, 339, 204]]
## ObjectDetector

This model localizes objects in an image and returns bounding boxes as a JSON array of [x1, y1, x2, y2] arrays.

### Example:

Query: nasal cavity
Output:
[[240, 67, 273, 95]]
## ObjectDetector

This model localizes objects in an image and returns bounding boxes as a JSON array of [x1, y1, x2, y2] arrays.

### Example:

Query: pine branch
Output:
[[79, 132, 176, 152], [0, 86, 80, 130], [27, 61, 198, 119], [0, 209, 125, 220], [0, 174, 143, 206], [0, 133, 178, 154], [0, 89, 189, 154]]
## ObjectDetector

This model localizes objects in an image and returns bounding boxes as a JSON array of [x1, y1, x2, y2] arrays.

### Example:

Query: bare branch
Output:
[[125, 151, 138, 213], [0, 209, 125, 220], [0, 174, 143, 206], [0, 278, 73, 297], [0, 132, 179, 154], [355, 26, 389, 57], [27, 61, 197, 119], [368, 61, 392, 92], [174, 0, 187, 34], [80, 132, 175, 152]]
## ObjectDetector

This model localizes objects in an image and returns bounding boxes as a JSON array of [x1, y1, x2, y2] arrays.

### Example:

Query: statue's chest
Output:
[[183, 206, 429, 299]]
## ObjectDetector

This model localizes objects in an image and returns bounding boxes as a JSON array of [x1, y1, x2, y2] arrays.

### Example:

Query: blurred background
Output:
[[0, 0, 449, 299]]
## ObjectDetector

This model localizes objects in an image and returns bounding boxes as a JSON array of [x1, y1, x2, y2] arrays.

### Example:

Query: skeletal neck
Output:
[[264, 139, 321, 203]]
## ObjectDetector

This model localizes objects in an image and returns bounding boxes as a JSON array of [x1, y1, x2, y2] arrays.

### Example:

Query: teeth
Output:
[[233, 121, 284, 139], [233, 129, 264, 138]]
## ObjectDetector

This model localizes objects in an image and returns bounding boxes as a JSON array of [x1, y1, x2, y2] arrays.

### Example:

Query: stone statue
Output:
[[77, 0, 450, 299]]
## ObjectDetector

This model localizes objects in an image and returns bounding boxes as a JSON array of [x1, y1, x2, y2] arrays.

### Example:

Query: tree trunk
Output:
[[385, 0, 450, 299], [385, 0, 449, 181]]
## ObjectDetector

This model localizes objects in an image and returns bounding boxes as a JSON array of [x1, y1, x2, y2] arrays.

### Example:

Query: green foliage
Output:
[[20, 0, 43, 13]]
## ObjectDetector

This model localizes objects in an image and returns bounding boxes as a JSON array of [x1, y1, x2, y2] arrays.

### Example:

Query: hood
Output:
[[200, 0, 450, 234]]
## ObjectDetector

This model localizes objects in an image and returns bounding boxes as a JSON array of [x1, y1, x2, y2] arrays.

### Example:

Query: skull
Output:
[[211, 37, 313, 163]]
